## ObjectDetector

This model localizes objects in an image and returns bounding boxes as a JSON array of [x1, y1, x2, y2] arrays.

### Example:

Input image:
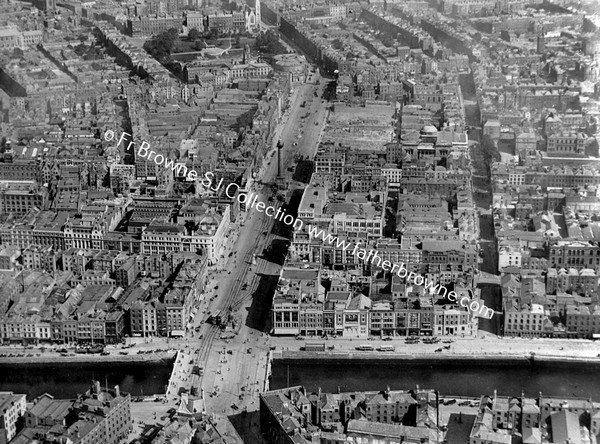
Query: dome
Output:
[[421, 125, 438, 134]]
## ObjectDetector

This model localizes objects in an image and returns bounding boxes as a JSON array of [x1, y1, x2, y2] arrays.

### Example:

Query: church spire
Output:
[[255, 0, 261, 29]]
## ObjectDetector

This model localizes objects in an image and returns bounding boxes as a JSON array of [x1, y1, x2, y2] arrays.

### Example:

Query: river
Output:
[[271, 359, 600, 399], [2, 359, 598, 401], [0, 362, 172, 399]]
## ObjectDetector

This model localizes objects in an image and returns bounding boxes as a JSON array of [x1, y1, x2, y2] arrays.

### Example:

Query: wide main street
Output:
[[170, 73, 329, 438]]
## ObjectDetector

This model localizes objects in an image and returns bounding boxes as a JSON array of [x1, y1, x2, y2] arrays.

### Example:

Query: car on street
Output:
[[247, 348, 252, 354], [435, 348, 443, 352]]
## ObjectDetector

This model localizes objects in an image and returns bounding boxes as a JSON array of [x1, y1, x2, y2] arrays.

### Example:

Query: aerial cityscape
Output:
[[0, 0, 599, 441]]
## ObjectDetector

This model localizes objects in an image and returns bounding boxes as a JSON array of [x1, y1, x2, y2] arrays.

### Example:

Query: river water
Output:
[[2, 359, 598, 401], [271, 359, 600, 399], [0, 362, 172, 399]]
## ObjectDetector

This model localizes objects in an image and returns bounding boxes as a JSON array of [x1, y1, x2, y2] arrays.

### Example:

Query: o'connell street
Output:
[[0, 0, 600, 443]]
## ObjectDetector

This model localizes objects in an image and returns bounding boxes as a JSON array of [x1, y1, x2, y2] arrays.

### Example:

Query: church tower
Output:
[[255, 0, 261, 28]]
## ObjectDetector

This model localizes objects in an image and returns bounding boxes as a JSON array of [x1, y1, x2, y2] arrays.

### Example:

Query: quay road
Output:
[[267, 333, 600, 361]]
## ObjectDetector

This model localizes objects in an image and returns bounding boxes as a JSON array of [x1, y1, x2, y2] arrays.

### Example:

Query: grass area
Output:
[[172, 36, 256, 54]]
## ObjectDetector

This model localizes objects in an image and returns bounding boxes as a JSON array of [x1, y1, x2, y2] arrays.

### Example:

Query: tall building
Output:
[[0, 392, 27, 444]]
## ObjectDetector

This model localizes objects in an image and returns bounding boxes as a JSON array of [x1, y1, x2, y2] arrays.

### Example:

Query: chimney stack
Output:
[[114, 385, 120, 397], [94, 381, 101, 394]]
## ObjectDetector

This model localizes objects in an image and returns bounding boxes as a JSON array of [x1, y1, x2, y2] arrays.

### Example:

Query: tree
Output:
[[208, 27, 220, 41], [11, 47, 24, 59], [254, 30, 281, 54], [188, 28, 202, 42], [331, 39, 344, 50], [143, 28, 179, 62]]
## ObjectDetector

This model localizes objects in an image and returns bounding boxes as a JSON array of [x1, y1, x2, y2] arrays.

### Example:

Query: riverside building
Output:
[[260, 386, 440, 444], [271, 268, 480, 337], [261, 387, 600, 444], [13, 383, 131, 444]]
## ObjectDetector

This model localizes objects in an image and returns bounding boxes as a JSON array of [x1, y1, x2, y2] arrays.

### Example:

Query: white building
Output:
[[498, 240, 522, 271], [0, 392, 27, 444], [381, 163, 402, 188]]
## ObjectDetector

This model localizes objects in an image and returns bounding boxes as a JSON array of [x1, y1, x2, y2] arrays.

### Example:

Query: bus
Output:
[[355, 345, 374, 351], [377, 346, 395, 352]]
